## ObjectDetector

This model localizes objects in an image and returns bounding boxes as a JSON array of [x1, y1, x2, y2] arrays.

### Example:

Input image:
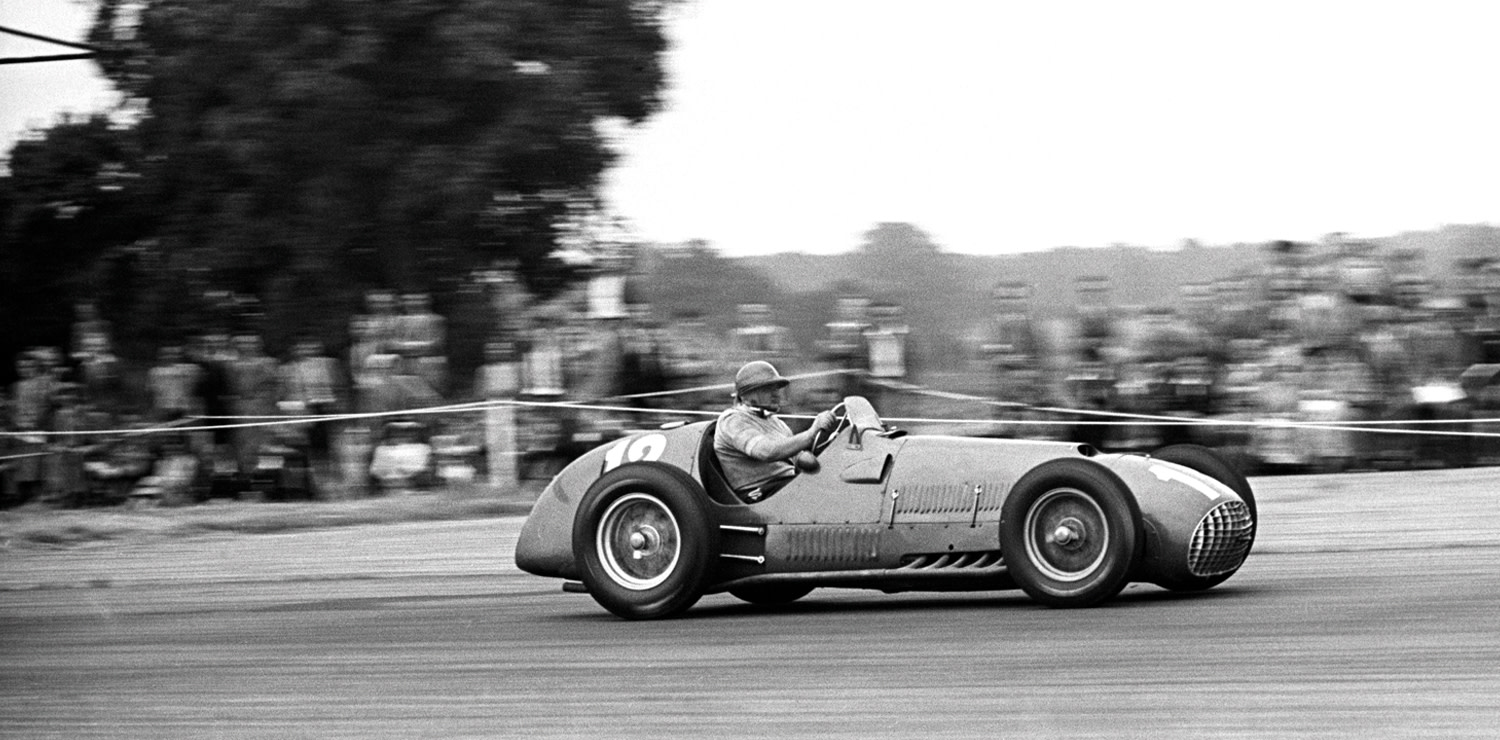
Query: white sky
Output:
[[6, 1, 1499, 257]]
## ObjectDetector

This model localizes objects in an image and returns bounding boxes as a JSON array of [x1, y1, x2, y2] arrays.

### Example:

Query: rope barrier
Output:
[[864, 377, 1500, 435], [2, 371, 1497, 444], [878, 415, 1500, 438]]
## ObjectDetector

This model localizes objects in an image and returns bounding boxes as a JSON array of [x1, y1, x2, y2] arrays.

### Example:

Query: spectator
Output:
[[661, 310, 727, 411], [521, 312, 567, 398], [864, 301, 911, 413], [70, 302, 113, 361], [730, 303, 794, 367], [8, 353, 52, 504], [817, 295, 870, 403], [131, 433, 200, 506], [983, 283, 1046, 431], [71, 302, 120, 409], [1074, 275, 1115, 365], [190, 332, 237, 469], [147, 345, 201, 422], [394, 291, 448, 395], [229, 334, 279, 475], [369, 421, 433, 492], [12, 351, 54, 432], [620, 306, 669, 405], [47, 384, 109, 506], [477, 339, 521, 486], [358, 354, 437, 419], [348, 315, 383, 395], [82, 413, 154, 505], [280, 337, 343, 459], [363, 290, 401, 353]]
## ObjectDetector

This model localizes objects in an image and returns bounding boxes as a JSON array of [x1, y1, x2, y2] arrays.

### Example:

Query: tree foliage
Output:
[[1, 114, 151, 366], [13, 0, 674, 348]]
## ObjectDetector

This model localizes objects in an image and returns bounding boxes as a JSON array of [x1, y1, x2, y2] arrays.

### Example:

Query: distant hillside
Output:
[[742, 241, 1268, 324], [744, 223, 1498, 318], [638, 223, 1496, 369], [1377, 223, 1500, 286]]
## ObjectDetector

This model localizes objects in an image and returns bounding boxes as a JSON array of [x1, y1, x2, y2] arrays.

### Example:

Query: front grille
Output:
[[1187, 500, 1254, 576]]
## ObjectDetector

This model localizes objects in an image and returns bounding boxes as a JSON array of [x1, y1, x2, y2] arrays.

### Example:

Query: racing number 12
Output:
[[602, 434, 668, 473]]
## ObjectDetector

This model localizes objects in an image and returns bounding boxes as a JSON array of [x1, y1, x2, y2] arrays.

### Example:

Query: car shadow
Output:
[[547, 579, 1270, 623]]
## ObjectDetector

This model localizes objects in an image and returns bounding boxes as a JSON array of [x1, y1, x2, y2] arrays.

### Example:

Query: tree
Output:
[[0, 114, 150, 370], [79, 0, 671, 341], [854, 222, 949, 289]]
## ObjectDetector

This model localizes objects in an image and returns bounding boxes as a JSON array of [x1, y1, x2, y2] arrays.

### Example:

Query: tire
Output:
[[728, 584, 814, 606], [572, 462, 717, 620], [999, 458, 1143, 608], [1151, 444, 1257, 591]]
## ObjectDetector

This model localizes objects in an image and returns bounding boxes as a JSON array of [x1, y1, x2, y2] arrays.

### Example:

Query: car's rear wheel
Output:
[[999, 458, 1143, 608], [573, 463, 716, 620], [1151, 444, 1257, 591], [728, 584, 814, 606]]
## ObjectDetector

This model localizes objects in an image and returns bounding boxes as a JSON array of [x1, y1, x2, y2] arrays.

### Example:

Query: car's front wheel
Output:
[[999, 458, 1143, 608], [572, 463, 717, 620]]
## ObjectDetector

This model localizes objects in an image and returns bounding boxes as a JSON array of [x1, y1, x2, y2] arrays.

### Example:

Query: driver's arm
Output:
[[735, 410, 837, 462]]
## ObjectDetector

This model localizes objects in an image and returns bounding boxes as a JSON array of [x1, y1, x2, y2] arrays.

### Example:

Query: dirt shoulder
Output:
[[0, 480, 542, 550]]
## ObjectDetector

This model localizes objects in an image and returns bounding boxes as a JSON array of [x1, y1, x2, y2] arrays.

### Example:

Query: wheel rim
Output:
[[1023, 487, 1109, 583], [596, 492, 681, 591]]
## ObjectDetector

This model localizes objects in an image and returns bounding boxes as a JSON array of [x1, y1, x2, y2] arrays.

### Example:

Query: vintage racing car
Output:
[[514, 397, 1257, 619]]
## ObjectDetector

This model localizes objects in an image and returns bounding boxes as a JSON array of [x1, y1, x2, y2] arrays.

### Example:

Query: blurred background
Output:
[[2, 1, 1497, 508]]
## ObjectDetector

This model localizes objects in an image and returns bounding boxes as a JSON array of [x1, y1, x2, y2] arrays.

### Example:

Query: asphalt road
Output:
[[4, 467, 1500, 739]]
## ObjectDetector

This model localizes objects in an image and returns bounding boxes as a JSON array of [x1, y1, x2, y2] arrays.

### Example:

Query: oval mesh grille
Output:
[[1188, 500, 1254, 576]]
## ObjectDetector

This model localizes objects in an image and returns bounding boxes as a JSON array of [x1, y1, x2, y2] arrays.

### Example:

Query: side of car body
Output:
[[515, 397, 1256, 619]]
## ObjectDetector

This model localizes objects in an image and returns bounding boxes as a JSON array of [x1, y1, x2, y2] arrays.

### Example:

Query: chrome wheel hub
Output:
[[1024, 488, 1110, 583], [597, 493, 681, 591]]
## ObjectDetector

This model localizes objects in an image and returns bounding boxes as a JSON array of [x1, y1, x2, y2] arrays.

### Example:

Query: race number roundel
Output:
[[602, 434, 668, 473]]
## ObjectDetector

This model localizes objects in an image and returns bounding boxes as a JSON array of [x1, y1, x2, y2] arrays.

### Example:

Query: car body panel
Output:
[[514, 402, 1252, 595]]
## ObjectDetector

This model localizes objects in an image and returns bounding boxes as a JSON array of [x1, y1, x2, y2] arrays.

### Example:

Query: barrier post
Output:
[[480, 352, 522, 491]]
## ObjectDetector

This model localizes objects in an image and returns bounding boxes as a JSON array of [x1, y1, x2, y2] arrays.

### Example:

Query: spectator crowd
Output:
[[5, 241, 1500, 509], [977, 240, 1500, 473]]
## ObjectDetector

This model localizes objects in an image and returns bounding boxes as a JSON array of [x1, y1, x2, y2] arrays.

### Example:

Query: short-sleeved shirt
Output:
[[714, 405, 796, 493]]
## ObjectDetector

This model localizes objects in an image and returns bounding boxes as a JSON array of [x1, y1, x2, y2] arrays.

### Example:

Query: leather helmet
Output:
[[733, 360, 790, 398]]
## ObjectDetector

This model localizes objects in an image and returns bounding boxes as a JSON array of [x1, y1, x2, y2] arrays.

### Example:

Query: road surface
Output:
[[4, 467, 1500, 738]]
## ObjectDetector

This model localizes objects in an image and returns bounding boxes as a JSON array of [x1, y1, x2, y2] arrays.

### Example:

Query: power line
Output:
[[0, 53, 96, 66], [0, 23, 101, 65]]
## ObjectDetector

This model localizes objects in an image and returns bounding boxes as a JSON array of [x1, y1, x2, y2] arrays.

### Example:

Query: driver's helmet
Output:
[[733, 360, 790, 399]]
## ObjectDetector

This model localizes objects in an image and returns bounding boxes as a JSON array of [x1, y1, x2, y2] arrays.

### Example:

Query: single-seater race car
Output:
[[514, 396, 1256, 620]]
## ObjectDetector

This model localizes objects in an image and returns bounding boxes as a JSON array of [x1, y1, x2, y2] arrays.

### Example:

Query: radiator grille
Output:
[[1187, 500, 1254, 577]]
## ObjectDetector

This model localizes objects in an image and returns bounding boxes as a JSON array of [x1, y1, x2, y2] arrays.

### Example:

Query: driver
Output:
[[715, 361, 839, 501]]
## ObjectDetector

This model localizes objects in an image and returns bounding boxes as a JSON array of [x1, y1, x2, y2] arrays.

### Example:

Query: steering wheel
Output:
[[809, 402, 849, 456]]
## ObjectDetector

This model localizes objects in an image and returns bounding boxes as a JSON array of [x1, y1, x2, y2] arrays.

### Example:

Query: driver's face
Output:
[[745, 385, 788, 413]]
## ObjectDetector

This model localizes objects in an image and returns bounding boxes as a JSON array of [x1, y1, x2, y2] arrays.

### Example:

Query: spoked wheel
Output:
[[573, 463, 717, 620], [728, 584, 815, 606], [1000, 459, 1143, 608], [596, 493, 682, 590]]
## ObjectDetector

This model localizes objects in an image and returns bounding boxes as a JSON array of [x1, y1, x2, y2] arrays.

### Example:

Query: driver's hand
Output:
[[793, 450, 821, 473], [813, 410, 838, 433]]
